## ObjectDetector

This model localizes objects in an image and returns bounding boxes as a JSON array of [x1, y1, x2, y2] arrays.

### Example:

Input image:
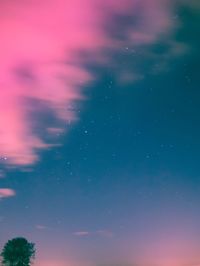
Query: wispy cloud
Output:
[[73, 229, 114, 238], [0, 188, 16, 198], [73, 231, 90, 237], [0, 0, 196, 167], [35, 224, 49, 230]]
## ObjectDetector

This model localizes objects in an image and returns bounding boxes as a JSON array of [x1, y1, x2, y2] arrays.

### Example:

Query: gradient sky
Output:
[[0, 1, 200, 266]]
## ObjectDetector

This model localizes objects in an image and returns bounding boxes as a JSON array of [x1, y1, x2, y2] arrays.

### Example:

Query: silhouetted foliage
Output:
[[1, 237, 35, 266]]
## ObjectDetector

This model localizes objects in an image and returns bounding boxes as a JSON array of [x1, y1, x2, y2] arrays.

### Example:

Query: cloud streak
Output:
[[36, 225, 49, 230], [0, 0, 194, 167], [73, 229, 114, 238], [0, 188, 16, 198], [73, 231, 90, 237]]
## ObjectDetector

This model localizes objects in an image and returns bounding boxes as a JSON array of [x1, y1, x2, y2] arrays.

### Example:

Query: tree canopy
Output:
[[1, 237, 35, 266]]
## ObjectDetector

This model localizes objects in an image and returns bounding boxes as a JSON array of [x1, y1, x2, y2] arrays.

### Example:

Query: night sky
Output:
[[0, 1, 200, 266]]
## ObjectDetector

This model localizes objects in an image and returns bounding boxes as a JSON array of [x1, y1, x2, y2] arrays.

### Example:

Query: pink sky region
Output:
[[0, 0, 195, 166]]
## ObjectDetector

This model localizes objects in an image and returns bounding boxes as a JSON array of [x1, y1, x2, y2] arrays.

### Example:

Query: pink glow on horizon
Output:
[[127, 224, 200, 266], [0, 0, 192, 167]]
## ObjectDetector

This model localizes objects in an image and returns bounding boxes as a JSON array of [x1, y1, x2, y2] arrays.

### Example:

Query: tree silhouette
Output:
[[1, 237, 35, 266]]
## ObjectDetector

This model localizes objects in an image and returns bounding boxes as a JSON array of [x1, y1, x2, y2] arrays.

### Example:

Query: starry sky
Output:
[[0, 1, 200, 266]]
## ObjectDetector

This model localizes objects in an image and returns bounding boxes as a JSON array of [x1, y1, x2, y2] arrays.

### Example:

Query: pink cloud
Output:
[[0, 0, 193, 167], [0, 188, 16, 198]]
